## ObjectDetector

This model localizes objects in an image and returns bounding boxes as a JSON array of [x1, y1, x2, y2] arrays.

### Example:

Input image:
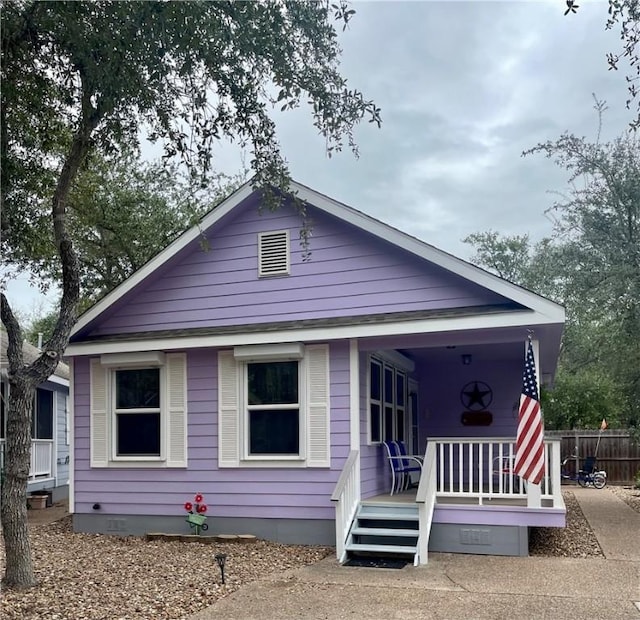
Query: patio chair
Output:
[[492, 456, 516, 491], [383, 440, 423, 496]]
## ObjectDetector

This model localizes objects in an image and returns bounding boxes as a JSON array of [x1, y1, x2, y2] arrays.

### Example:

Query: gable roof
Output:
[[70, 179, 565, 340]]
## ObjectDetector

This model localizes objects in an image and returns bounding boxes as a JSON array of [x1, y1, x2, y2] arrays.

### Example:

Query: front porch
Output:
[[332, 438, 566, 565]]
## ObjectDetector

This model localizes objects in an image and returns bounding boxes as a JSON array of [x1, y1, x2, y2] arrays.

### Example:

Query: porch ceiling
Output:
[[359, 322, 564, 382]]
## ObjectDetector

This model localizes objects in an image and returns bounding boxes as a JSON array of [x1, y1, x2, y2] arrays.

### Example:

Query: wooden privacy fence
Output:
[[545, 430, 640, 484]]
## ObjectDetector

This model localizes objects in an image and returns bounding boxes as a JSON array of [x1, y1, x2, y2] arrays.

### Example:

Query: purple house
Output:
[[65, 180, 566, 564]]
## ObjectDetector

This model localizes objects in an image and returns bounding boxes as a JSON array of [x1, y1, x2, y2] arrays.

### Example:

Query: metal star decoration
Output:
[[460, 381, 493, 411]]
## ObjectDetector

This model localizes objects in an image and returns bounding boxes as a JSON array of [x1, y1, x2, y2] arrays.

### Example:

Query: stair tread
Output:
[[357, 512, 419, 521], [352, 527, 418, 537], [346, 543, 417, 554]]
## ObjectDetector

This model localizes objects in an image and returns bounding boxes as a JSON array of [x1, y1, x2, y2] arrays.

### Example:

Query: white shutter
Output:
[[218, 350, 239, 467], [90, 359, 108, 467], [166, 353, 187, 468], [306, 344, 330, 467]]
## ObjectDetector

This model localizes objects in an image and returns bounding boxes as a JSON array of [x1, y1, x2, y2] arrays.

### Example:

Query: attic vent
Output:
[[258, 230, 290, 277]]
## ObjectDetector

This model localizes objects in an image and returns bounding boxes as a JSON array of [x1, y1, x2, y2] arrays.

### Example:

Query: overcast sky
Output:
[[4, 0, 636, 319]]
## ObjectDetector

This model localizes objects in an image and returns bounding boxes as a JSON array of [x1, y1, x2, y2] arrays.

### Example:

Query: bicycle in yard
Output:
[[561, 454, 607, 489]]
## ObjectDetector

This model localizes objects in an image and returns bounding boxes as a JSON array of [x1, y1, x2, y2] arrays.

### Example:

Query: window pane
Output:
[[396, 372, 406, 407], [370, 403, 381, 443], [116, 413, 161, 456], [370, 361, 381, 400], [33, 389, 53, 440], [384, 367, 393, 404], [396, 409, 405, 441], [116, 369, 160, 409], [384, 405, 394, 441], [249, 409, 299, 454], [248, 362, 298, 405]]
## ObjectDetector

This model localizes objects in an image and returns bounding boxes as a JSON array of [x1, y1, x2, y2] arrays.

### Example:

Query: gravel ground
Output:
[[529, 489, 603, 557], [2, 486, 638, 619], [609, 484, 640, 513], [529, 485, 640, 557], [0, 518, 332, 620]]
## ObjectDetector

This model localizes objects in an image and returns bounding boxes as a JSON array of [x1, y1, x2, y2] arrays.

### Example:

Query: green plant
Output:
[[634, 469, 640, 489]]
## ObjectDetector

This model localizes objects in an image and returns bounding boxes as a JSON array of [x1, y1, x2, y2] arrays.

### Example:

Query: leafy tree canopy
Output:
[[1, 0, 381, 290]]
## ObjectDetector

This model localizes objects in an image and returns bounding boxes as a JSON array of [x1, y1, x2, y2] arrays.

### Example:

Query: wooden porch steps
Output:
[[344, 502, 419, 562]]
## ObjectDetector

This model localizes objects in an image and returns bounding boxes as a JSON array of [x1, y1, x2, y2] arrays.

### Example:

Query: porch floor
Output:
[[364, 490, 556, 508]]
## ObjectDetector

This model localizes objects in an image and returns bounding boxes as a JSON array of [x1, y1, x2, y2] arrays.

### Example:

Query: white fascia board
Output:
[[70, 179, 256, 337], [64, 309, 558, 357], [46, 375, 70, 388], [289, 181, 565, 321]]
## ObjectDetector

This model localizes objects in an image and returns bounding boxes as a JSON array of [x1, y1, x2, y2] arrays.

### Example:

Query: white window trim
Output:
[[367, 353, 409, 445], [368, 357, 382, 445], [234, 342, 304, 362], [241, 357, 306, 462], [109, 366, 164, 462]]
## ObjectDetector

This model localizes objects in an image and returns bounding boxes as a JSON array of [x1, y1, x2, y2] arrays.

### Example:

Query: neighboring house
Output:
[[65, 180, 566, 564], [1, 330, 70, 502]]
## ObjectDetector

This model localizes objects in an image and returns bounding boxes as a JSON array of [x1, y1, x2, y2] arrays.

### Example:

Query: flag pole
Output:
[[594, 419, 607, 457]]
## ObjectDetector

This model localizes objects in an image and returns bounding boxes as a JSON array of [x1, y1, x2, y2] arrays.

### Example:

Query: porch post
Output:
[[527, 481, 542, 507], [349, 339, 360, 451]]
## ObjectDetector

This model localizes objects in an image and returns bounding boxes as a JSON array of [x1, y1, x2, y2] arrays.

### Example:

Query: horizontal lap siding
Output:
[[93, 203, 506, 336], [73, 344, 348, 521]]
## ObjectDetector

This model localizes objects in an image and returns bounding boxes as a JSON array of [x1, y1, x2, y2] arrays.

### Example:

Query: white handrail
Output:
[[415, 441, 437, 565], [330, 449, 360, 563]]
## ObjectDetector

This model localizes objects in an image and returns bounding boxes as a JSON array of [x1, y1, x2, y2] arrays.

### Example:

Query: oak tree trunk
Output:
[[0, 379, 37, 587]]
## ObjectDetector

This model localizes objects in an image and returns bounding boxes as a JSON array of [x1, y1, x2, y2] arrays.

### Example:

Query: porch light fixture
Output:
[[462, 354, 472, 366], [215, 553, 227, 584]]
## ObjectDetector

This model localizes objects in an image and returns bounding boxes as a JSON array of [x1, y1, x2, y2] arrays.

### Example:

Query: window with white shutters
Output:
[[90, 353, 187, 468], [218, 344, 329, 468]]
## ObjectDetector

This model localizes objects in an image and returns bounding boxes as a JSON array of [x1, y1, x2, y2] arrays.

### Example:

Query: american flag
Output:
[[514, 338, 545, 484]]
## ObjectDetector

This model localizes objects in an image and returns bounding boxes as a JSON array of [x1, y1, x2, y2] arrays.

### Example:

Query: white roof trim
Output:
[[45, 375, 70, 388], [65, 308, 558, 357], [71, 178, 564, 339]]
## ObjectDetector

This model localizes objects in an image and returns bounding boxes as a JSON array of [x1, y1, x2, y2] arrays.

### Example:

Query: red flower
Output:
[[184, 502, 193, 512], [197, 503, 207, 513], [194, 493, 203, 503]]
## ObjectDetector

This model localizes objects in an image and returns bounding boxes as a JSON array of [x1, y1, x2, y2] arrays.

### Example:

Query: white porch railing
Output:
[[430, 437, 562, 508], [0, 439, 54, 481], [330, 450, 360, 563]]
